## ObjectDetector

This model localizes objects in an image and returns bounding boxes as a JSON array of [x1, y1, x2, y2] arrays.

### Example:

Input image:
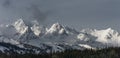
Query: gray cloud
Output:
[[29, 5, 46, 23], [2, 0, 11, 7], [0, 0, 120, 31], [0, 0, 48, 25]]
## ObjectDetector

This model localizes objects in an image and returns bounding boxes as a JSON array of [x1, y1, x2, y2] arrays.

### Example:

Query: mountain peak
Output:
[[107, 28, 112, 30], [13, 19, 28, 35], [14, 19, 24, 24], [46, 22, 66, 34], [51, 22, 62, 29], [31, 24, 45, 36]]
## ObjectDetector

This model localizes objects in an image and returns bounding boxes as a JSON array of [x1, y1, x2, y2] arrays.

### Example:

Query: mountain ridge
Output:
[[0, 19, 119, 54]]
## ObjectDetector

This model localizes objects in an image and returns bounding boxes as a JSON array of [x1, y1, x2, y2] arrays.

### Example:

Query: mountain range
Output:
[[0, 19, 120, 54]]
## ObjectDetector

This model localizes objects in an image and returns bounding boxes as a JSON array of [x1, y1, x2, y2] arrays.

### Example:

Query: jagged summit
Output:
[[13, 19, 28, 35], [31, 24, 44, 36], [46, 22, 67, 35], [12, 20, 77, 36], [12, 19, 43, 36]]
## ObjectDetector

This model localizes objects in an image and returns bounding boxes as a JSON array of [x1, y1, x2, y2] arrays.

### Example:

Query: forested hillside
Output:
[[0, 47, 120, 58]]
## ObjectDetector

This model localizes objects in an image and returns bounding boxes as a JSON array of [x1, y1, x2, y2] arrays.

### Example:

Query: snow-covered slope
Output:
[[0, 19, 120, 54], [78, 28, 120, 48]]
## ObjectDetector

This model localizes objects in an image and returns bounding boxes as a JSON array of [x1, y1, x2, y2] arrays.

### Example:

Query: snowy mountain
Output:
[[0, 19, 120, 54]]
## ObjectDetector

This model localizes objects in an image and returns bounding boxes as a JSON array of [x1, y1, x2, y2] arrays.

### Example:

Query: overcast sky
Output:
[[0, 0, 120, 31]]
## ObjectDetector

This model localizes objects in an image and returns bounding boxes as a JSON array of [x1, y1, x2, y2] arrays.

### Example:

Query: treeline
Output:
[[0, 47, 120, 58]]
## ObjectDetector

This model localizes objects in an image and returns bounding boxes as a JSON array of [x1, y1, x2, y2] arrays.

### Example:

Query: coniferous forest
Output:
[[0, 47, 120, 58]]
